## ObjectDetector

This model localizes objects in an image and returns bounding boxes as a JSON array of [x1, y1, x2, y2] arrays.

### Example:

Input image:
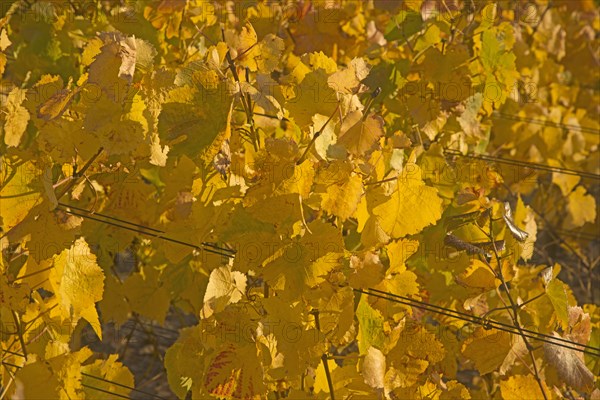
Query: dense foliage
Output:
[[0, 0, 599, 399]]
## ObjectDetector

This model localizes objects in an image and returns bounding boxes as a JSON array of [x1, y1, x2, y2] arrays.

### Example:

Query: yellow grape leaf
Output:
[[0, 29, 11, 50], [348, 252, 386, 289], [567, 306, 592, 345], [389, 325, 446, 365], [278, 159, 315, 199], [81, 354, 135, 400], [566, 186, 597, 228], [201, 265, 247, 319], [0, 52, 6, 76], [456, 259, 497, 293], [511, 196, 537, 262], [231, 22, 259, 68], [0, 159, 44, 235], [457, 93, 483, 139], [143, 0, 186, 38], [285, 69, 338, 128], [260, 297, 327, 377], [372, 155, 443, 239], [256, 34, 285, 73], [3, 87, 30, 147], [546, 279, 569, 329], [122, 266, 171, 324], [441, 380, 471, 399], [321, 172, 364, 221], [328, 57, 371, 94], [386, 326, 445, 388], [12, 361, 61, 399], [360, 215, 391, 248], [544, 331, 595, 393], [313, 113, 339, 160], [500, 374, 549, 400], [46, 347, 93, 400], [98, 275, 130, 325], [165, 324, 205, 399], [0, 275, 30, 312], [314, 358, 338, 394], [204, 343, 266, 400], [262, 220, 343, 299], [357, 294, 386, 354], [387, 239, 419, 273], [375, 269, 419, 301], [362, 346, 386, 389], [462, 328, 512, 375], [552, 168, 580, 196], [37, 86, 80, 121], [312, 285, 355, 344], [338, 111, 384, 156], [49, 238, 105, 339]]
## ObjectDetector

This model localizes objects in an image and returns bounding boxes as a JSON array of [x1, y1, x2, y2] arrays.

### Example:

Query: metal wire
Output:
[[355, 288, 600, 358], [56, 204, 235, 259], [443, 149, 600, 180]]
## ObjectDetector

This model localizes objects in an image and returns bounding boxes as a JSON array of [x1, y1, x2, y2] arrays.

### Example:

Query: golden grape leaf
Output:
[[348, 252, 386, 289], [500, 374, 549, 400], [328, 57, 371, 94], [81, 355, 135, 400], [122, 266, 171, 325], [204, 343, 266, 400], [566, 186, 597, 228], [338, 111, 384, 156], [372, 154, 443, 239], [97, 275, 130, 325], [165, 325, 205, 398], [544, 332, 595, 393], [461, 328, 512, 375], [456, 259, 498, 294], [440, 380, 471, 400], [362, 346, 386, 389], [321, 172, 364, 221], [311, 285, 355, 344], [357, 294, 386, 354], [567, 306, 592, 346], [201, 266, 247, 319], [386, 325, 445, 388], [3, 87, 30, 147], [546, 279, 569, 329], [49, 238, 105, 339], [37, 86, 80, 121], [389, 324, 446, 364], [262, 220, 343, 299], [12, 361, 61, 400], [46, 347, 93, 400], [387, 239, 419, 273], [0, 160, 44, 234], [0, 275, 30, 313], [285, 69, 338, 128]]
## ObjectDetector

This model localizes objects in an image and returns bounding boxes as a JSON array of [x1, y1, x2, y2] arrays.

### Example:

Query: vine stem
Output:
[[321, 354, 336, 400], [55, 147, 104, 201], [314, 310, 335, 400], [222, 29, 259, 152], [296, 103, 340, 165], [11, 311, 27, 359], [485, 213, 548, 400]]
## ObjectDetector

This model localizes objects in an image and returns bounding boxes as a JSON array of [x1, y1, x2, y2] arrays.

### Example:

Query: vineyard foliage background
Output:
[[0, 0, 599, 399]]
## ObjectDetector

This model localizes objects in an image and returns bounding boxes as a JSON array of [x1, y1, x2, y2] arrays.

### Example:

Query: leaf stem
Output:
[[11, 311, 27, 359], [296, 103, 340, 165], [55, 147, 104, 201], [486, 213, 548, 400]]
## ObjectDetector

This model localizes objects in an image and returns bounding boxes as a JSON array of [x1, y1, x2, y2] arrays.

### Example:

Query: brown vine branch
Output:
[[485, 213, 548, 400], [55, 147, 104, 201]]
